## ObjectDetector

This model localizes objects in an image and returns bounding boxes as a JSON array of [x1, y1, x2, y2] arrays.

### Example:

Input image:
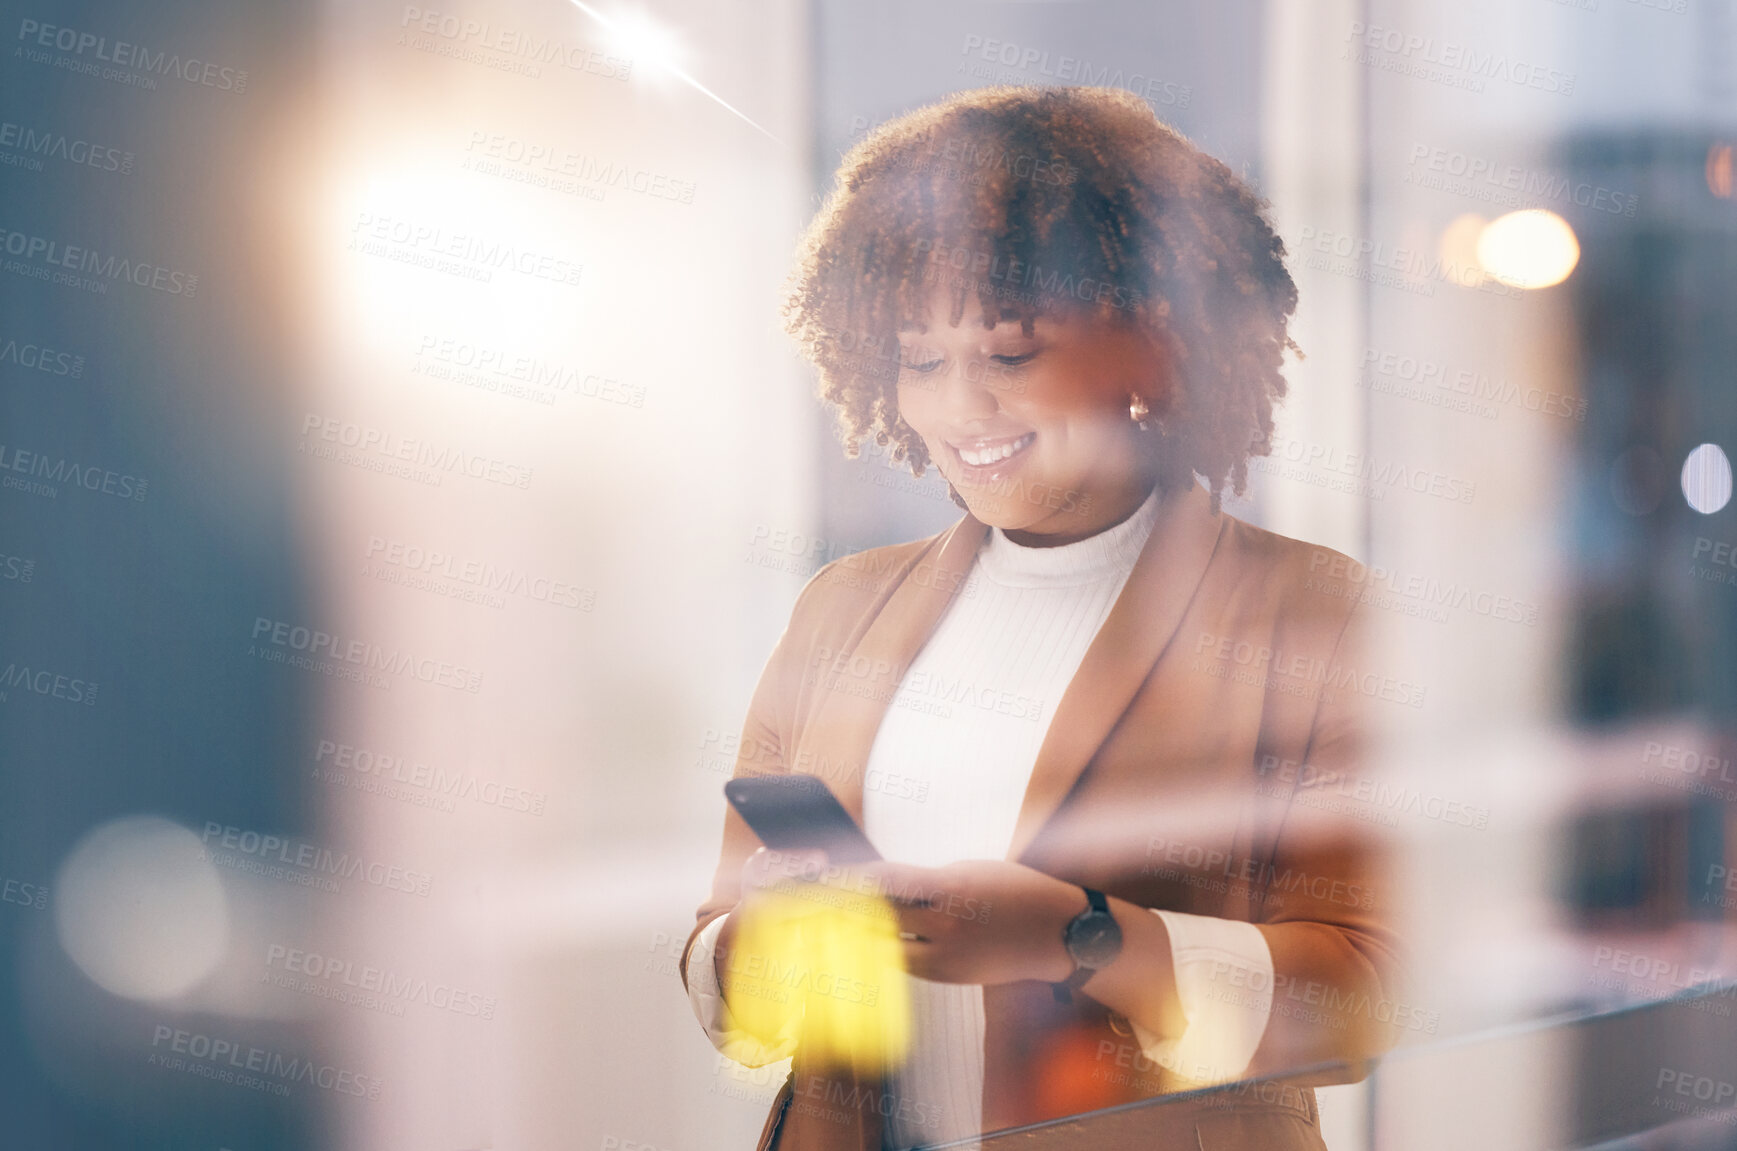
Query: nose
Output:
[[933, 352, 1001, 421]]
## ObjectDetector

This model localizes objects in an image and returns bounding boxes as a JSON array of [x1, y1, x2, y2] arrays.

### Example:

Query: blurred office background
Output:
[[2, 0, 1736, 1148]]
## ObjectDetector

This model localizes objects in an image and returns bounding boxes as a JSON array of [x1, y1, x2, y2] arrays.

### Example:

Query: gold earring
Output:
[[1129, 393, 1152, 430]]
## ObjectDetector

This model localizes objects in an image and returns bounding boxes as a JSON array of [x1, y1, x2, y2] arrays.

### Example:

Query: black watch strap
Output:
[[1054, 964, 1095, 1002], [1053, 887, 1114, 1004]]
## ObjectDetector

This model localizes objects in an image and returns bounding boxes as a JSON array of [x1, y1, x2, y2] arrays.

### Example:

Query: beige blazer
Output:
[[684, 482, 1407, 1150]]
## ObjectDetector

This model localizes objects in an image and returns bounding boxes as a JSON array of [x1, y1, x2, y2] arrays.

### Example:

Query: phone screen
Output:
[[724, 775, 882, 863]]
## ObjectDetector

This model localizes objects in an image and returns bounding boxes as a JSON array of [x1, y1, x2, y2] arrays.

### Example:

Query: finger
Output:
[[899, 938, 948, 982]]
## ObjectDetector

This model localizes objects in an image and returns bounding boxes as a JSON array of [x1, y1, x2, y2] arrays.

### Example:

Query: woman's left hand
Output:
[[857, 859, 1088, 986]]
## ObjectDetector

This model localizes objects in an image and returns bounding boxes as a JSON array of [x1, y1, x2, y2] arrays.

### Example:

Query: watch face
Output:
[[1066, 910, 1123, 969]]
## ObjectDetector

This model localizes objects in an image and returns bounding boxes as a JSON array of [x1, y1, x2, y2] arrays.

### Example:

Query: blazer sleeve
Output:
[[1245, 600, 1411, 1083], [677, 563, 831, 993]]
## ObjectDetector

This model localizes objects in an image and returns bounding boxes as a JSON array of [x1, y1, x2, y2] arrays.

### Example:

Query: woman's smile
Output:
[[946, 430, 1037, 480]]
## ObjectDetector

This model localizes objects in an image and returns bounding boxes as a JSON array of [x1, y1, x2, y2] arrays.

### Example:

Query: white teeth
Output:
[[956, 433, 1034, 467]]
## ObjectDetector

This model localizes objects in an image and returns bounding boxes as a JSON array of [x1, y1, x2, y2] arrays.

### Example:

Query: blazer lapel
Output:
[[1006, 482, 1225, 861], [794, 514, 989, 824]]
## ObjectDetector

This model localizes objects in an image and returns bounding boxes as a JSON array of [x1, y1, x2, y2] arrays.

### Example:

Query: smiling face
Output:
[[894, 296, 1171, 546]]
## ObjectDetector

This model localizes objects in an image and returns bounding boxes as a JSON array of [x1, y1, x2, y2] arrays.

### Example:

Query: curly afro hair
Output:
[[781, 85, 1300, 510]]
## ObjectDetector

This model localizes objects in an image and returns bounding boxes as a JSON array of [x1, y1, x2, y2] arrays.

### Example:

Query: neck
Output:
[[1000, 480, 1157, 548]]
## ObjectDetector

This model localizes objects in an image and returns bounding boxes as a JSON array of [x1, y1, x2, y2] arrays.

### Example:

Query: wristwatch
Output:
[[1054, 887, 1122, 1003]]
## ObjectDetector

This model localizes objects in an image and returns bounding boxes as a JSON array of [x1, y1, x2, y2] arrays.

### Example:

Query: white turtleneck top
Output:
[[689, 487, 1274, 1148]]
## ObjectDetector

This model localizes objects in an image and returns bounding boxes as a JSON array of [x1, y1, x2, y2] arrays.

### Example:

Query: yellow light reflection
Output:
[[1475, 209, 1580, 290], [727, 888, 911, 1072]]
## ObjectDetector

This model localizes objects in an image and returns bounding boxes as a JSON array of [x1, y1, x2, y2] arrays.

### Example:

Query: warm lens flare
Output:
[[1438, 212, 1489, 281], [727, 888, 911, 1071], [1475, 209, 1580, 290], [1707, 143, 1734, 199]]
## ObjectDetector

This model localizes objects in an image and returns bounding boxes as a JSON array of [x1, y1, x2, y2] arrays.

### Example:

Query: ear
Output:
[[1120, 321, 1179, 421], [1140, 324, 1184, 419]]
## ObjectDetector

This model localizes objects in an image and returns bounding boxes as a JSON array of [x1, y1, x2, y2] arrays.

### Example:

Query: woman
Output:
[[681, 86, 1405, 1151]]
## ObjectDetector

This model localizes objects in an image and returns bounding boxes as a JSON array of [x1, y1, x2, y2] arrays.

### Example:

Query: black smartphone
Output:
[[724, 775, 882, 864]]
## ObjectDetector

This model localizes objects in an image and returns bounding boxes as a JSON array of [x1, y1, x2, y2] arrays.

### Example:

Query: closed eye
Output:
[[991, 351, 1037, 367], [900, 356, 945, 373]]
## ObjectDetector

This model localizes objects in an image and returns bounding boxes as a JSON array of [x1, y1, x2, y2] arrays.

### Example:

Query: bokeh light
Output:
[[1476, 209, 1581, 290], [54, 816, 230, 1001], [1681, 442, 1734, 514]]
